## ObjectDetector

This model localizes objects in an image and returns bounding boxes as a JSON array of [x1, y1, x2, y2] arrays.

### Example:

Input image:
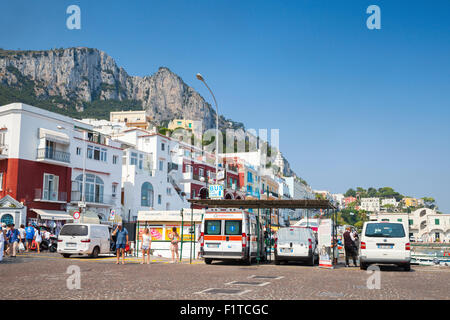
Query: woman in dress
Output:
[[141, 228, 152, 264], [169, 227, 180, 263]]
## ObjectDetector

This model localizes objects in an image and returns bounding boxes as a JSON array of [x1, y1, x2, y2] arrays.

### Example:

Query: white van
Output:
[[57, 223, 112, 258], [274, 226, 318, 265], [359, 221, 411, 271], [200, 208, 266, 265]]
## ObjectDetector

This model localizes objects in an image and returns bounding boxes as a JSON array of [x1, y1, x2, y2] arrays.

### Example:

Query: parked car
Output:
[[57, 223, 112, 258], [359, 221, 411, 271], [274, 226, 318, 266], [409, 235, 416, 242]]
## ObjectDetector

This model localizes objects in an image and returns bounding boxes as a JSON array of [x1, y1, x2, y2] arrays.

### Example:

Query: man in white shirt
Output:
[[18, 224, 26, 252]]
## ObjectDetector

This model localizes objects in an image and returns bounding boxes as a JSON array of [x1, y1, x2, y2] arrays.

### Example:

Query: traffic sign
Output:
[[73, 211, 80, 220], [216, 170, 225, 181], [78, 202, 86, 208], [109, 210, 116, 220], [209, 184, 224, 199]]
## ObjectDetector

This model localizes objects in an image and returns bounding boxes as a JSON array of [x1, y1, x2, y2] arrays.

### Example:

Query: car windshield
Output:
[[277, 228, 310, 243], [365, 223, 405, 238], [299, 222, 318, 227], [60, 225, 88, 236]]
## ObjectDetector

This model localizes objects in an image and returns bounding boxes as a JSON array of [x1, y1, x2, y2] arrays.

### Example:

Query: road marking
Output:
[[194, 288, 252, 295], [225, 281, 270, 287], [248, 275, 284, 280]]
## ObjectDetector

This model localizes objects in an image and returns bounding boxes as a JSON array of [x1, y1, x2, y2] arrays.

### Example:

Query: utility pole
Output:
[[180, 208, 184, 262]]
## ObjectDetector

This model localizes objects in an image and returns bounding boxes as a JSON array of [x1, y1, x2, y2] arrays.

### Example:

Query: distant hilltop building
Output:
[[381, 198, 398, 207], [360, 197, 381, 212], [110, 110, 153, 130], [369, 208, 449, 243], [167, 119, 203, 137]]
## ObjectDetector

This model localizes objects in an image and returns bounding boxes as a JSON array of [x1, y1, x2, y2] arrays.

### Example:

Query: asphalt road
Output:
[[1, 252, 449, 300]]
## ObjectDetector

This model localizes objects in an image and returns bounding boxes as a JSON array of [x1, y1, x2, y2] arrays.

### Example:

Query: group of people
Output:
[[111, 224, 181, 265], [0, 223, 49, 262]]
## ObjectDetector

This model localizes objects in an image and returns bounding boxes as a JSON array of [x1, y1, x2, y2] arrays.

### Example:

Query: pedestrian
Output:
[[331, 236, 339, 265], [169, 227, 180, 263], [0, 223, 5, 262], [141, 228, 151, 264], [112, 223, 129, 265], [25, 223, 35, 252], [34, 227, 42, 254], [343, 227, 358, 267], [18, 224, 26, 252], [197, 230, 203, 260], [6, 224, 20, 257], [2, 223, 7, 256]]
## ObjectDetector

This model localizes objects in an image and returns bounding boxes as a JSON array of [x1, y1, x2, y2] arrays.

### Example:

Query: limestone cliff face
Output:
[[0, 47, 296, 176], [0, 47, 218, 128]]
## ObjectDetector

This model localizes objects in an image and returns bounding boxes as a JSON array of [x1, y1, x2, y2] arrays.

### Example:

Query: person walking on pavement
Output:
[[169, 227, 180, 263], [343, 227, 358, 267], [1, 223, 7, 256], [197, 229, 203, 260], [18, 224, 26, 252], [25, 223, 35, 252], [34, 227, 42, 254], [0, 223, 5, 262], [112, 223, 129, 265], [6, 224, 20, 257], [141, 228, 151, 265]]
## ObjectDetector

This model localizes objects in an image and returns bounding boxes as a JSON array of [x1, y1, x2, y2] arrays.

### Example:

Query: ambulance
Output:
[[200, 208, 266, 264]]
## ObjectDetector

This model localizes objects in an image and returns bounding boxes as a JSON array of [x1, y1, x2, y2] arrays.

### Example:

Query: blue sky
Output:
[[1, 0, 449, 211]]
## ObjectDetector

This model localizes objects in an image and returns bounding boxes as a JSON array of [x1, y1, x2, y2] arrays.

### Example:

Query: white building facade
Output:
[[360, 197, 381, 212]]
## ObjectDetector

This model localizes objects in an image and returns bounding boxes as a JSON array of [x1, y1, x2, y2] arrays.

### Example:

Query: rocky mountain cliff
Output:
[[0, 47, 243, 130], [0, 47, 297, 177]]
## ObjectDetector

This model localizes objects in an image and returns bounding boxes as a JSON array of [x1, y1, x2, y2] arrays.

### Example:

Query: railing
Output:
[[34, 189, 67, 202], [37, 148, 70, 163], [0, 144, 8, 156], [182, 172, 204, 182], [167, 162, 179, 172], [71, 191, 116, 205]]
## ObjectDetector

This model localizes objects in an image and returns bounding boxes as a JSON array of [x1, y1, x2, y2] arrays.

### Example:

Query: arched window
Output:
[[1, 214, 14, 226], [141, 182, 154, 207], [76, 174, 104, 203]]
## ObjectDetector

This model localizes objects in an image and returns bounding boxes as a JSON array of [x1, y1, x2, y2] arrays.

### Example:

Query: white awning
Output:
[[38, 128, 70, 145], [31, 209, 73, 221]]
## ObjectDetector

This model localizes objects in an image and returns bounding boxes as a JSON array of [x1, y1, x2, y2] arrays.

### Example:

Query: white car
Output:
[[57, 223, 112, 258], [274, 227, 318, 266], [359, 222, 411, 271]]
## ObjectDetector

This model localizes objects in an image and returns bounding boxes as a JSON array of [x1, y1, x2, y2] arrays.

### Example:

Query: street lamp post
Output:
[[196, 73, 219, 184]]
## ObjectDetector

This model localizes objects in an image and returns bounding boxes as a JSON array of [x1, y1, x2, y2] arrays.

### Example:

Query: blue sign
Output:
[[209, 184, 224, 199]]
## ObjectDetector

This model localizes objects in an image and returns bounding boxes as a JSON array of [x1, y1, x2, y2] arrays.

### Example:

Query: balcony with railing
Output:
[[34, 189, 67, 203], [0, 143, 8, 159], [37, 148, 70, 164], [71, 191, 116, 206]]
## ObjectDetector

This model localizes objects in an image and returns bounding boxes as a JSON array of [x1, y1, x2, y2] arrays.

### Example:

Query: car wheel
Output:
[[403, 263, 411, 271], [90, 246, 100, 258], [62, 254, 71, 258], [204, 258, 213, 265], [360, 263, 368, 270], [275, 259, 281, 265]]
